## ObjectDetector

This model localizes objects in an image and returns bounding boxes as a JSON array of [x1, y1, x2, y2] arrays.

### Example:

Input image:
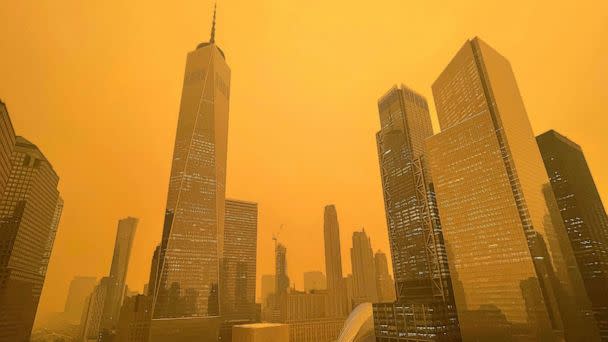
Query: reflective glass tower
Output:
[[150, 6, 231, 340], [537, 130, 608, 339], [427, 37, 598, 341], [373, 85, 460, 341], [0, 136, 63, 341], [221, 199, 258, 319]]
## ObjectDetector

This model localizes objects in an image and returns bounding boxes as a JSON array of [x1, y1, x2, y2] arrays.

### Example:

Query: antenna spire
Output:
[[210, 2, 217, 44]]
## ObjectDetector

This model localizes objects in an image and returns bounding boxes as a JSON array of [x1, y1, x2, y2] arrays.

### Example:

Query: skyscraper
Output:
[[373, 85, 460, 341], [0, 100, 15, 198], [537, 129, 608, 338], [322, 205, 348, 316], [350, 230, 377, 305], [221, 199, 257, 319], [101, 217, 138, 332], [426, 37, 598, 340], [275, 243, 289, 297], [373, 251, 395, 303], [79, 277, 111, 341], [0, 136, 63, 341], [64, 276, 98, 324], [219, 199, 259, 341], [150, 6, 231, 340]]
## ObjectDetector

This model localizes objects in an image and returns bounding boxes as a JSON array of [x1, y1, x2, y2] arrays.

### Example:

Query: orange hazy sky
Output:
[[1, 0, 607, 321]]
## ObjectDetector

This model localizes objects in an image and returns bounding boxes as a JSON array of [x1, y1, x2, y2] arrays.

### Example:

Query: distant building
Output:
[[79, 277, 111, 341], [350, 230, 377, 305], [0, 136, 63, 341], [220, 199, 259, 341], [232, 323, 289, 342], [537, 129, 608, 338], [260, 274, 275, 307], [64, 277, 97, 324], [303, 271, 326, 293], [100, 218, 138, 336], [275, 243, 289, 297], [114, 294, 152, 342], [373, 251, 395, 303], [322, 205, 349, 317], [222, 199, 258, 318]]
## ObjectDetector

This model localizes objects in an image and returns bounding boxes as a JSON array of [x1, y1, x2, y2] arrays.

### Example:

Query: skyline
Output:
[[1, 0, 607, 325]]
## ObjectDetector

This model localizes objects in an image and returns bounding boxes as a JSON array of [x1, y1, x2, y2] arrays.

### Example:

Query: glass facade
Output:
[[221, 199, 258, 319], [373, 85, 460, 341], [0, 136, 62, 341], [427, 37, 598, 341], [151, 38, 231, 323], [537, 130, 608, 338]]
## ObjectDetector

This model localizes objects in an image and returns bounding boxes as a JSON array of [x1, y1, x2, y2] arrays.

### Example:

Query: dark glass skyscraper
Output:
[[537, 130, 608, 339], [0, 136, 63, 341], [373, 85, 460, 341], [150, 7, 231, 340]]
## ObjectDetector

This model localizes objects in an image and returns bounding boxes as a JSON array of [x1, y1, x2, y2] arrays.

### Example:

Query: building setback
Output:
[[536, 130, 608, 339], [64, 276, 97, 324], [0, 136, 63, 341], [427, 37, 598, 341], [373, 85, 460, 341], [350, 230, 377, 305], [322, 205, 349, 317]]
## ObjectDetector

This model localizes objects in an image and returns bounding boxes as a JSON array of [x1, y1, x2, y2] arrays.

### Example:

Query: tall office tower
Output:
[[275, 243, 289, 297], [260, 275, 275, 306], [373, 251, 395, 303], [219, 199, 259, 342], [322, 205, 348, 317], [537, 130, 608, 338], [101, 217, 138, 332], [303, 271, 326, 292], [64, 277, 98, 324], [427, 37, 598, 341], [221, 199, 258, 318], [150, 6, 231, 341], [373, 85, 459, 341], [79, 277, 111, 341], [0, 100, 15, 199], [350, 230, 377, 305], [0, 136, 63, 342]]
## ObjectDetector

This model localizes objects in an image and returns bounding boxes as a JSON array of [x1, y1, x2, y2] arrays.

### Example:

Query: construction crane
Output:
[[272, 224, 285, 249]]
